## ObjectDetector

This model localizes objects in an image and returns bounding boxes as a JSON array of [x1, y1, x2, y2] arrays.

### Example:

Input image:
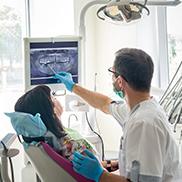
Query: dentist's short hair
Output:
[[114, 48, 154, 92]]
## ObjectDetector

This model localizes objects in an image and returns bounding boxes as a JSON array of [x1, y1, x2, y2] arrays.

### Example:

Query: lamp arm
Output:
[[79, 0, 110, 86]]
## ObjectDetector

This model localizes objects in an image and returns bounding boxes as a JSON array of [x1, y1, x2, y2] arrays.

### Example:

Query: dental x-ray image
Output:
[[30, 41, 79, 85]]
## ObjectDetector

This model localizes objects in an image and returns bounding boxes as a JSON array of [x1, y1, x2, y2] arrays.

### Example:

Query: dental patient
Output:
[[7, 85, 98, 162]]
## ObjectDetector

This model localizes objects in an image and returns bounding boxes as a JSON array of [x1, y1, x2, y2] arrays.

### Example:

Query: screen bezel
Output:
[[24, 36, 82, 92]]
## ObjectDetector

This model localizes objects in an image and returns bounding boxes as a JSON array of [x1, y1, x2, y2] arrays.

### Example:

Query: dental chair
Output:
[[24, 141, 94, 182], [5, 112, 95, 182]]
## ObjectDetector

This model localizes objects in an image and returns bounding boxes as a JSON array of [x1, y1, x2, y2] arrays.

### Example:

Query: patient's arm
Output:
[[100, 160, 119, 172]]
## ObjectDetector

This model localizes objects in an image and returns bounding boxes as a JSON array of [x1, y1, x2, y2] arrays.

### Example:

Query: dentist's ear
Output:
[[118, 76, 125, 87]]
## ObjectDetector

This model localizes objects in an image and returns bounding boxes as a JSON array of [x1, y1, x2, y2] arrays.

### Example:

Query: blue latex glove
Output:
[[73, 149, 104, 182], [53, 72, 75, 92]]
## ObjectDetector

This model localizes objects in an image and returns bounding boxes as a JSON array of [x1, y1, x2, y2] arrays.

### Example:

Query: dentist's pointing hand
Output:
[[53, 72, 75, 92]]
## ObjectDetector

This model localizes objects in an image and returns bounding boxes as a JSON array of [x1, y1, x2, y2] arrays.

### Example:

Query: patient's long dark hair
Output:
[[14, 85, 66, 138]]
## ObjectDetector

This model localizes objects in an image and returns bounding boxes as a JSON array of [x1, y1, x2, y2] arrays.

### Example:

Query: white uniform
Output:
[[110, 97, 182, 182]]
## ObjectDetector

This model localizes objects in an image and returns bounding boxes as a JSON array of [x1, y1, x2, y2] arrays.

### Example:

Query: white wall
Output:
[[74, 1, 137, 153], [95, 10, 138, 152]]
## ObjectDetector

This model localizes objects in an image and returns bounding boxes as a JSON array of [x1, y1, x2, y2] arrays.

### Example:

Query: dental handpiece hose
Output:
[[94, 73, 97, 92], [93, 73, 101, 133]]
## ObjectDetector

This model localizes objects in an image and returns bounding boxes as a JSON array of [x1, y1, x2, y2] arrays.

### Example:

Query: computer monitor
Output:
[[24, 36, 82, 92]]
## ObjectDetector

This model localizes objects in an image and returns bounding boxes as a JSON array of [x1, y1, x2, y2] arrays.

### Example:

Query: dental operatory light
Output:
[[97, 0, 150, 24], [97, 0, 181, 24]]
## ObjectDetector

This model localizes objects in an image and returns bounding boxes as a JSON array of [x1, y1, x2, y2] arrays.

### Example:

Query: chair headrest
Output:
[[5, 112, 63, 151], [5, 112, 47, 138]]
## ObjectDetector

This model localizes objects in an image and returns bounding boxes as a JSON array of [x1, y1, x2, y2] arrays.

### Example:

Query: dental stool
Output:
[[24, 141, 94, 182]]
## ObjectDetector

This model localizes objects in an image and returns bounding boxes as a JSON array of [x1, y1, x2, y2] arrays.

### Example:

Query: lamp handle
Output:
[[96, 5, 107, 20], [130, 2, 150, 15]]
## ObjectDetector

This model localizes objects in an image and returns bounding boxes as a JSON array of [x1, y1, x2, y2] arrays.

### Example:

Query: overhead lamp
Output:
[[97, 0, 181, 24], [97, 0, 150, 24]]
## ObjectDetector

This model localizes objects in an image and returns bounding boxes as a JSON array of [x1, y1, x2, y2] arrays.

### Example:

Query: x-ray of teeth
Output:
[[28, 40, 80, 86], [30, 48, 78, 78]]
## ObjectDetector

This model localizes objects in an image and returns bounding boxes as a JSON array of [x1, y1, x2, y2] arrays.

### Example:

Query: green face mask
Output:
[[113, 86, 124, 99]]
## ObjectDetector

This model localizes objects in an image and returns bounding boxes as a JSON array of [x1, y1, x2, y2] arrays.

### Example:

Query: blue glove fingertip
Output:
[[84, 149, 91, 154], [84, 149, 97, 160], [72, 159, 76, 166], [74, 151, 86, 161], [73, 161, 81, 171], [73, 166, 80, 173], [74, 151, 79, 155]]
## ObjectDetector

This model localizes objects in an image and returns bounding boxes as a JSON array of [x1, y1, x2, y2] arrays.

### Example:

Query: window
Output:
[[0, 0, 25, 139], [136, 7, 169, 90], [167, 4, 182, 81], [29, 0, 74, 37]]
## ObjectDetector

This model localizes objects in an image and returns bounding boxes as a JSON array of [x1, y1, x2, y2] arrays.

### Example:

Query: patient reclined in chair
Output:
[[5, 112, 95, 182], [25, 141, 94, 182]]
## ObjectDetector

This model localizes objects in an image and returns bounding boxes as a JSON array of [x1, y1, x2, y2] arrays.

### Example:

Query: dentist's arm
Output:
[[99, 171, 130, 182], [72, 84, 112, 114], [73, 149, 130, 182], [53, 72, 113, 114]]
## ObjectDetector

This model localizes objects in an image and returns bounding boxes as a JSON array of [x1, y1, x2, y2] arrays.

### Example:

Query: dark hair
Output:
[[114, 48, 154, 92], [14, 85, 65, 138]]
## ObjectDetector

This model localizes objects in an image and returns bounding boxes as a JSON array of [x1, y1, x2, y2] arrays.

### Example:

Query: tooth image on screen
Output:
[[30, 49, 78, 77]]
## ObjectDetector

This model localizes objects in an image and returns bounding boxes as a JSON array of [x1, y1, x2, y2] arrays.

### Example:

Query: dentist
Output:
[[53, 48, 182, 182]]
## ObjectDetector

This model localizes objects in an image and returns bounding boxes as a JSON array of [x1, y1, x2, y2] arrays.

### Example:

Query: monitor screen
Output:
[[24, 36, 82, 92]]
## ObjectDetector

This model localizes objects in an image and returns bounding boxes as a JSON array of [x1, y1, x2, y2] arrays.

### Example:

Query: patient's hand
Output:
[[81, 148, 94, 157]]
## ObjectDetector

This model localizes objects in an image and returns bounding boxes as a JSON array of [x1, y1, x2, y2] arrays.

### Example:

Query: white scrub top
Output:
[[110, 97, 182, 182]]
